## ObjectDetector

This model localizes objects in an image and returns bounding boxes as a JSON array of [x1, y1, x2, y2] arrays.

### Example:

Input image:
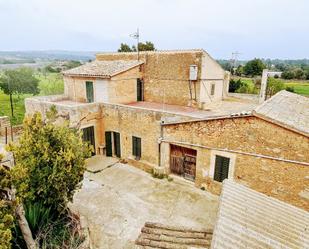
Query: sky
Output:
[[0, 0, 308, 59]]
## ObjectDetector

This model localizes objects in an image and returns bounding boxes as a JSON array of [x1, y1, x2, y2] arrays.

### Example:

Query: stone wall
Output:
[[101, 103, 192, 171], [96, 50, 225, 107], [64, 66, 141, 104], [25, 96, 103, 152], [0, 116, 11, 136], [161, 116, 309, 210], [108, 66, 142, 104]]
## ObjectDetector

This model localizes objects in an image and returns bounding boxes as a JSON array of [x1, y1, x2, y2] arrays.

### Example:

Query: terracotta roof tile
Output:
[[63, 60, 143, 78], [254, 90, 309, 136]]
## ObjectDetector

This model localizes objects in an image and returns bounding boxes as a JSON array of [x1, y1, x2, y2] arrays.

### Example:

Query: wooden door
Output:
[[170, 144, 196, 181]]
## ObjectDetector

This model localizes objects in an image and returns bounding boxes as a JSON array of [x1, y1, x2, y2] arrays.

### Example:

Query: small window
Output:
[[214, 155, 230, 182], [132, 136, 141, 160], [211, 84, 215, 96], [86, 81, 94, 103]]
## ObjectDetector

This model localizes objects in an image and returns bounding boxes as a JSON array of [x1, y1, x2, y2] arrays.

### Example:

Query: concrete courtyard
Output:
[[70, 156, 219, 249]]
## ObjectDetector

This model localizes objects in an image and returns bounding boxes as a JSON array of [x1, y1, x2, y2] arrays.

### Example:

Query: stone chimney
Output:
[[259, 69, 268, 104]]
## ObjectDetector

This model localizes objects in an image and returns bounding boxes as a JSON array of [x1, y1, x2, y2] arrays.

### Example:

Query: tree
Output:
[[0, 68, 39, 117], [235, 65, 244, 76], [294, 68, 305, 79], [0, 154, 14, 249], [118, 41, 156, 52], [281, 70, 295, 79], [8, 111, 91, 213], [0, 154, 36, 249], [118, 43, 133, 52], [137, 41, 155, 51], [266, 77, 284, 97], [243, 59, 266, 77]]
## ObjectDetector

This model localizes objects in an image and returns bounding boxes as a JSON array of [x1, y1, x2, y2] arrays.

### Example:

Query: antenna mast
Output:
[[130, 28, 140, 60]]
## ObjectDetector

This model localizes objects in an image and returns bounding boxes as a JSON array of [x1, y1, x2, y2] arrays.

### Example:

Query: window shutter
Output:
[[214, 155, 230, 182], [221, 157, 230, 181], [82, 126, 96, 156], [137, 79, 144, 101], [132, 136, 141, 159], [113, 132, 121, 158], [214, 156, 222, 182], [136, 137, 141, 158], [86, 81, 94, 102], [105, 131, 112, 157]]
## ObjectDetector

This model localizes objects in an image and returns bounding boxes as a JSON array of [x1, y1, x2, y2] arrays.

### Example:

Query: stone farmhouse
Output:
[[25, 49, 309, 210]]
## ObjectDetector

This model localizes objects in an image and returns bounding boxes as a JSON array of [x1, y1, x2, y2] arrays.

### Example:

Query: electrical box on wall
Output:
[[189, 65, 198, 80]]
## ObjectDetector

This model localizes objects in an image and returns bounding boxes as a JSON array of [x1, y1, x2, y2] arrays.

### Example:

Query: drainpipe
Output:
[[158, 120, 164, 167]]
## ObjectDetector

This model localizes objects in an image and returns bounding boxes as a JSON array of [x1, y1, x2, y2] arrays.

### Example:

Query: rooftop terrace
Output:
[[125, 97, 258, 119]]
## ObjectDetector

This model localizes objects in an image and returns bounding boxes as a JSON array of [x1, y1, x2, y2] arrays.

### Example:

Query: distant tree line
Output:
[[219, 58, 309, 80], [118, 41, 156, 52]]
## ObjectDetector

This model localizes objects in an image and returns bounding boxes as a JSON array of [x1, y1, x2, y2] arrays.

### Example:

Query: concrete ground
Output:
[[70, 156, 219, 249]]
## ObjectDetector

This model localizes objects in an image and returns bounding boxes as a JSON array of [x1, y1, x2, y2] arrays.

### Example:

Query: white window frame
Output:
[[209, 150, 236, 181]]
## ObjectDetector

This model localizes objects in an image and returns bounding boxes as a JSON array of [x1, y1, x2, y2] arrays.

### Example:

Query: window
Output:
[[137, 79, 144, 101], [132, 136, 141, 159], [82, 126, 96, 156], [86, 81, 94, 102], [214, 155, 230, 182], [105, 131, 121, 158], [211, 83, 215, 96]]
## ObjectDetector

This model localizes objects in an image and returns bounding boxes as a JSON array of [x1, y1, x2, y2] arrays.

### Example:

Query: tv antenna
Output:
[[130, 28, 140, 60]]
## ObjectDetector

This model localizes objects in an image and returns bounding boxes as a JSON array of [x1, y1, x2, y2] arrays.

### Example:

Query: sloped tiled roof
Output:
[[211, 180, 309, 249], [253, 90, 309, 136], [63, 60, 143, 78]]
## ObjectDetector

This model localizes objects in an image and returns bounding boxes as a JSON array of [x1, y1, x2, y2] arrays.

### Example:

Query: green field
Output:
[[0, 73, 64, 125], [284, 81, 309, 96], [236, 77, 309, 96]]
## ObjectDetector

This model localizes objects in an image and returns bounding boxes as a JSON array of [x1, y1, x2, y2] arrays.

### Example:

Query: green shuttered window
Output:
[[132, 136, 141, 159], [86, 81, 94, 103], [214, 155, 230, 182], [82, 126, 96, 156], [113, 132, 121, 158], [105, 131, 112, 157]]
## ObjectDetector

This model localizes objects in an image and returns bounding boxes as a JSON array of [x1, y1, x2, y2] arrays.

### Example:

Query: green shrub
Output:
[[229, 79, 242, 92], [266, 78, 285, 97], [285, 86, 295, 93]]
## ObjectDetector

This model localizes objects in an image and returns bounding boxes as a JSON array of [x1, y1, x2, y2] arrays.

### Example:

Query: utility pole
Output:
[[130, 28, 140, 61], [230, 51, 241, 74]]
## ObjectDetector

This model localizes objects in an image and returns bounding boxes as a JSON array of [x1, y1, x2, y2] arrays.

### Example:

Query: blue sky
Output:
[[0, 0, 308, 59]]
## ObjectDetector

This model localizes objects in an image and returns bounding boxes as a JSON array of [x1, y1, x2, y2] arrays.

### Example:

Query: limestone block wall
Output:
[[64, 66, 141, 104], [108, 66, 142, 104], [101, 103, 192, 171], [96, 51, 225, 106], [25, 96, 103, 152], [0, 116, 11, 136], [64, 76, 88, 102], [161, 116, 309, 210]]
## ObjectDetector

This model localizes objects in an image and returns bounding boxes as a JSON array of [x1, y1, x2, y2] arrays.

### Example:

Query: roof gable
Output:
[[63, 60, 143, 78], [253, 90, 309, 136]]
